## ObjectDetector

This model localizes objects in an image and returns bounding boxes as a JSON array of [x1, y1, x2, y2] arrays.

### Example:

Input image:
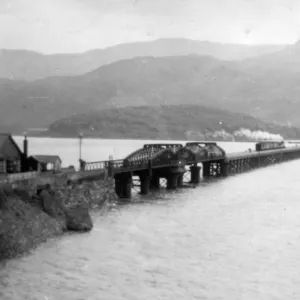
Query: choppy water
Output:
[[1, 138, 300, 300]]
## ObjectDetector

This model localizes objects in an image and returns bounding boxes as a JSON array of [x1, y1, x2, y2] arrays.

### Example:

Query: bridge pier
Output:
[[150, 175, 160, 190], [190, 165, 201, 183], [202, 162, 211, 177], [140, 175, 151, 195], [114, 173, 132, 199], [177, 174, 184, 187], [220, 160, 229, 177], [167, 174, 178, 190]]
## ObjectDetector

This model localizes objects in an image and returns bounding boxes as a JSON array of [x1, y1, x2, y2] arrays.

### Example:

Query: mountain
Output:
[[2, 53, 300, 131], [0, 55, 255, 131], [47, 105, 300, 140], [241, 40, 300, 75], [0, 38, 285, 81]]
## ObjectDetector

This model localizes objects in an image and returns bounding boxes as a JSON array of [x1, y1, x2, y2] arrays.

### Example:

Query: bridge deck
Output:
[[81, 144, 300, 178], [227, 146, 299, 160]]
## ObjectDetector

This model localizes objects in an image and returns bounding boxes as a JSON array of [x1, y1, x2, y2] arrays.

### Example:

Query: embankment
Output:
[[0, 177, 118, 260]]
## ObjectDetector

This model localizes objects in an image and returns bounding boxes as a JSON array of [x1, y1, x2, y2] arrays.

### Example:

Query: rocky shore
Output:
[[0, 178, 118, 260]]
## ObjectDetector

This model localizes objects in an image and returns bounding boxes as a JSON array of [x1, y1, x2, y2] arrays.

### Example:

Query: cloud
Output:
[[1, 0, 300, 53]]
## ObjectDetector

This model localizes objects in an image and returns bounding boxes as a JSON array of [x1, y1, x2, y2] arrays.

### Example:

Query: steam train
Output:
[[255, 140, 285, 152]]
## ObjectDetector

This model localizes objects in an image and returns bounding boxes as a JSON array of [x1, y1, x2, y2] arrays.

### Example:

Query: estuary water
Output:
[[1, 138, 300, 300]]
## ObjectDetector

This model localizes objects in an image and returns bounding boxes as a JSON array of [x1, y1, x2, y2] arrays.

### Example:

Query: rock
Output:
[[0, 197, 66, 260], [65, 203, 93, 232], [39, 189, 65, 218]]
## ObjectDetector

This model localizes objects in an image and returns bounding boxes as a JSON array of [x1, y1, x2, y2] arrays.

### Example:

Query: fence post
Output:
[[108, 161, 113, 178]]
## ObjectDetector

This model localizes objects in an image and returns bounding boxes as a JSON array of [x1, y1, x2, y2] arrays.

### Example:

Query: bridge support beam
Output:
[[220, 160, 229, 177], [140, 175, 151, 195], [114, 173, 132, 199], [150, 175, 160, 190], [190, 165, 201, 183], [167, 174, 178, 190], [177, 174, 184, 187], [202, 162, 211, 177]]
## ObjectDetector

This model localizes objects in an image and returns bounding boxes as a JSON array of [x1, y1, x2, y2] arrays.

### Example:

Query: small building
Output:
[[28, 155, 62, 173], [0, 133, 23, 174]]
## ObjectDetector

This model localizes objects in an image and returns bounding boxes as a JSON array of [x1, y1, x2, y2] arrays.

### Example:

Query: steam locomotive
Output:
[[255, 140, 285, 152]]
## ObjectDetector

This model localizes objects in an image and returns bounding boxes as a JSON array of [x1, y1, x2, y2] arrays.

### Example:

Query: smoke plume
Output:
[[233, 128, 283, 141]]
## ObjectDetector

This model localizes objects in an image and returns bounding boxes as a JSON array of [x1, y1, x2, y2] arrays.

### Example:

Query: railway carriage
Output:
[[255, 141, 285, 152]]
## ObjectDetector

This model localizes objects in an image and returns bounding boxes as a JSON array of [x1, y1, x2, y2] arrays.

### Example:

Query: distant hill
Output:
[[2, 52, 300, 131], [0, 38, 285, 81], [0, 55, 255, 131], [240, 40, 300, 75], [47, 105, 300, 140]]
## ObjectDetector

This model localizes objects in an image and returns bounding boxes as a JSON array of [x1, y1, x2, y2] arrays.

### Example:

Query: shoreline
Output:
[[11, 133, 289, 143], [0, 177, 118, 261]]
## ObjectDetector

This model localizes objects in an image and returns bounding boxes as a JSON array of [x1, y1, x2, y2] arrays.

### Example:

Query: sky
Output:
[[0, 0, 300, 53]]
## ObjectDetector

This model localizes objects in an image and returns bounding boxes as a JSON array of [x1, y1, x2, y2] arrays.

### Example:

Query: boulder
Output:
[[65, 203, 93, 232]]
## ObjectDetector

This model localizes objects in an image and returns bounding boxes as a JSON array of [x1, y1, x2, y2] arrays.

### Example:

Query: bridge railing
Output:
[[83, 158, 150, 173], [84, 161, 108, 171], [83, 156, 186, 175]]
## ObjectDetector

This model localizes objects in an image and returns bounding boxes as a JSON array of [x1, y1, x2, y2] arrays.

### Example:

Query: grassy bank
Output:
[[0, 178, 118, 261], [0, 186, 65, 260]]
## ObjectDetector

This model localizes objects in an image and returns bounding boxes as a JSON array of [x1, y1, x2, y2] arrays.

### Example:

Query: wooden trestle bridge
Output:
[[79, 142, 300, 199]]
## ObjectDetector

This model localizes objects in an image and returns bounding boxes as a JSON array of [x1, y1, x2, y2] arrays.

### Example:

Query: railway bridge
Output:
[[81, 141, 300, 199]]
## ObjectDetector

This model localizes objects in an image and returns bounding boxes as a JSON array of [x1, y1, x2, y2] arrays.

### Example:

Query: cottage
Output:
[[0, 133, 23, 174], [28, 155, 62, 173]]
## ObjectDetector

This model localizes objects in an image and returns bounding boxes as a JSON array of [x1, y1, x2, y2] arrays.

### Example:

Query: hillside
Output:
[[240, 40, 300, 75], [0, 55, 256, 131], [0, 38, 285, 81], [47, 105, 300, 140], [2, 52, 300, 130], [3, 41, 300, 131]]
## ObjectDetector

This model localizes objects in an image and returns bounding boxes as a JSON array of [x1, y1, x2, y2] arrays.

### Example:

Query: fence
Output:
[[0, 171, 39, 184]]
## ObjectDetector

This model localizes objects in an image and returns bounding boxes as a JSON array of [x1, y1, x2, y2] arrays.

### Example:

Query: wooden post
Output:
[[108, 161, 113, 178]]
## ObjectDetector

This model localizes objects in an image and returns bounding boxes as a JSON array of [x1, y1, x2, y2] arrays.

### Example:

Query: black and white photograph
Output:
[[1, 0, 300, 299]]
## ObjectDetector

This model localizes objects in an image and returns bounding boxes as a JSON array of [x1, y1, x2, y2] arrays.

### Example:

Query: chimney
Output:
[[23, 134, 28, 159], [21, 134, 29, 172]]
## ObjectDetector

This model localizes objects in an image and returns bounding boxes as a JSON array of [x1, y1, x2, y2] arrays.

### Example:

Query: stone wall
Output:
[[55, 178, 118, 209]]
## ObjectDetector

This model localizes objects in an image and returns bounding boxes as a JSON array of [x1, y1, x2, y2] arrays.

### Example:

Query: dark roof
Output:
[[0, 133, 23, 157], [30, 155, 62, 164], [0, 133, 12, 149]]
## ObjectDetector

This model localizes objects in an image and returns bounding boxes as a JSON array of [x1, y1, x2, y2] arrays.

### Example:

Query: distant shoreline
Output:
[[10, 132, 290, 143]]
